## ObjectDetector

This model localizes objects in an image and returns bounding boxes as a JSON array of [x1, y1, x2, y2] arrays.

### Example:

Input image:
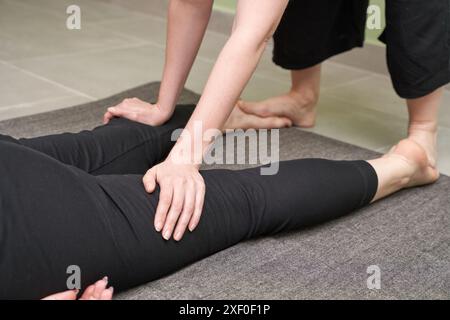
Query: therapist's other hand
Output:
[[143, 158, 205, 242], [103, 97, 172, 126]]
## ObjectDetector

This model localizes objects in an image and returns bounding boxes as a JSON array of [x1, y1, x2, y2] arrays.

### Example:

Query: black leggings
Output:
[[0, 106, 378, 299]]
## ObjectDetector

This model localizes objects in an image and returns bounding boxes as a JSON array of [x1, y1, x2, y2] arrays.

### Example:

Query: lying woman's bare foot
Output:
[[42, 277, 113, 300], [385, 139, 440, 188], [369, 139, 439, 202], [237, 91, 317, 128], [224, 103, 292, 130]]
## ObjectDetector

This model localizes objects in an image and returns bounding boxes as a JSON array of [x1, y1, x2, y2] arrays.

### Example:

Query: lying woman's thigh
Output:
[[0, 140, 251, 299]]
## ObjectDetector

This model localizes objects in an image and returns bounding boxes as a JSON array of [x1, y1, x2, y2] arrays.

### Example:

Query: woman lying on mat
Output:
[[0, 106, 438, 300]]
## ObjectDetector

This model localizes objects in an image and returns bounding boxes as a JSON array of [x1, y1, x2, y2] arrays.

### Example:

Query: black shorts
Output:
[[272, 0, 369, 70], [379, 0, 450, 99], [273, 0, 450, 99]]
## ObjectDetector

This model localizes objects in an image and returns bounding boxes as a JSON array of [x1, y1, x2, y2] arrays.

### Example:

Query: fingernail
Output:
[[155, 222, 162, 232], [163, 230, 170, 240], [108, 287, 114, 294], [174, 232, 181, 241], [73, 289, 80, 294], [103, 276, 108, 283]]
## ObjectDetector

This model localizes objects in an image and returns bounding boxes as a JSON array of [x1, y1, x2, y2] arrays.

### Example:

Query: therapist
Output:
[[104, 0, 291, 242], [238, 0, 446, 183]]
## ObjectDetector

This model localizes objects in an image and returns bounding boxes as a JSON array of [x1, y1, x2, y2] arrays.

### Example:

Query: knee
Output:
[[0, 134, 18, 144], [0, 140, 27, 169]]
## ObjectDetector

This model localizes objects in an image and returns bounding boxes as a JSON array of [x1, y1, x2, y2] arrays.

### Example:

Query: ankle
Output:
[[288, 88, 319, 108], [408, 120, 438, 135]]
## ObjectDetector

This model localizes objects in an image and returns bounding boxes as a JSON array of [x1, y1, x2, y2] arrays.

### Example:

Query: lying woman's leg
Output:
[[0, 106, 194, 175], [0, 138, 436, 299]]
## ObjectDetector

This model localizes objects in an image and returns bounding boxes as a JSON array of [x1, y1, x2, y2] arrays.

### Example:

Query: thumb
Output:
[[143, 168, 157, 193], [42, 290, 79, 300], [107, 107, 123, 116], [108, 106, 138, 122]]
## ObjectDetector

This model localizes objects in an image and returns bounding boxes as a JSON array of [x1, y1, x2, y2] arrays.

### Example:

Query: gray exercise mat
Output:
[[1, 83, 448, 300]]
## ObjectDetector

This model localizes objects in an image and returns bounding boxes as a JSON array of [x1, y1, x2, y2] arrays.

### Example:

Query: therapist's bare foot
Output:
[[408, 121, 438, 169], [224, 104, 292, 130], [386, 139, 439, 188], [238, 90, 317, 128]]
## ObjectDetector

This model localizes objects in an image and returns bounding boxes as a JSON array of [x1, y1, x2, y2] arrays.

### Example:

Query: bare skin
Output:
[[238, 64, 321, 128], [368, 139, 439, 202], [224, 102, 292, 129], [406, 88, 442, 168]]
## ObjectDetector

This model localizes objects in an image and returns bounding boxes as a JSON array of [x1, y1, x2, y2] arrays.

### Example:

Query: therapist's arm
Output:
[[144, 0, 289, 241], [104, 0, 213, 125]]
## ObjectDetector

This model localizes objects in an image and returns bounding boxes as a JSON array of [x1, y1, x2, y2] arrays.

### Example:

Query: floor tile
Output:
[[325, 73, 450, 128], [11, 44, 166, 99], [255, 54, 373, 90], [14, 0, 148, 23], [95, 15, 167, 46], [321, 62, 373, 90], [0, 62, 82, 109], [303, 94, 408, 150], [0, 0, 144, 61], [98, 0, 168, 18], [97, 15, 230, 61], [324, 74, 407, 117], [184, 58, 289, 101], [436, 126, 450, 175], [241, 74, 297, 101], [0, 95, 92, 121]]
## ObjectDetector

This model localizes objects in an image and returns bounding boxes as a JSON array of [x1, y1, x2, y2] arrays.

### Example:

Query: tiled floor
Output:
[[1, 0, 449, 174]]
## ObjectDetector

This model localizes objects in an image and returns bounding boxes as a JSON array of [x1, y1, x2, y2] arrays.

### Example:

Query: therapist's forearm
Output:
[[172, 35, 273, 164], [171, 0, 288, 164], [157, 0, 213, 114]]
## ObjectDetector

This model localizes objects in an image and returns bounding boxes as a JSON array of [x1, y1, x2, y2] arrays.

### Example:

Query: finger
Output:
[[108, 106, 138, 121], [100, 287, 114, 300], [162, 182, 185, 240], [189, 179, 205, 232], [173, 182, 196, 241], [93, 277, 108, 300], [103, 111, 113, 124], [107, 107, 126, 118], [143, 168, 157, 193], [79, 284, 95, 300], [42, 290, 78, 300], [154, 182, 173, 232]]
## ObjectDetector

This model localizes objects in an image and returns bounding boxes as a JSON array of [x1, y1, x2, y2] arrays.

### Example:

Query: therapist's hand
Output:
[[143, 157, 205, 241], [103, 97, 173, 126]]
